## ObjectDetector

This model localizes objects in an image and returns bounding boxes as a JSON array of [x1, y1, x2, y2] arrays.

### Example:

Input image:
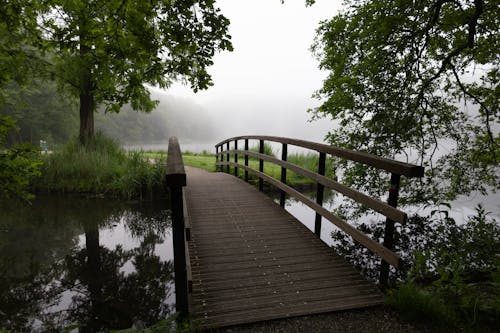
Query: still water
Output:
[[0, 196, 173, 333], [1, 184, 497, 332]]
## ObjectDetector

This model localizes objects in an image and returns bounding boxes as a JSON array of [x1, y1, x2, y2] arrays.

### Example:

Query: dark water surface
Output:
[[0, 195, 174, 333]]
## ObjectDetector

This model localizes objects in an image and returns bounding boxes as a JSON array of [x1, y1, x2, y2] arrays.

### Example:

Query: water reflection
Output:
[[0, 196, 173, 333]]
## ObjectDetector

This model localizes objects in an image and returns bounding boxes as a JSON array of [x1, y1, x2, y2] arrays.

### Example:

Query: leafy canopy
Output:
[[311, 0, 499, 207], [34, 0, 233, 114]]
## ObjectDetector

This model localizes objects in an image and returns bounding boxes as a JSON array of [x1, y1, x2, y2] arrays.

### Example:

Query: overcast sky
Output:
[[156, 0, 344, 143]]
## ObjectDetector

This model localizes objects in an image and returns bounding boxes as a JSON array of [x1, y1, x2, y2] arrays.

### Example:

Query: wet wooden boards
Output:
[[184, 167, 383, 329]]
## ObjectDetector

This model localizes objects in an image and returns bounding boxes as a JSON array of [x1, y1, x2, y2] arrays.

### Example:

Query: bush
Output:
[[386, 283, 456, 330], [332, 205, 500, 331], [0, 116, 41, 201]]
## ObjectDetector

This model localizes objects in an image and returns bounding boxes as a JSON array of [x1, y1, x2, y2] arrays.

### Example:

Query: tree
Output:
[[22, 0, 232, 143], [310, 0, 498, 210], [0, 3, 44, 201], [2, 79, 79, 145]]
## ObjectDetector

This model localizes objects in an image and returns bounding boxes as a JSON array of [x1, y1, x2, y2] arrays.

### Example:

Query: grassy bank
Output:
[[34, 135, 166, 200], [144, 150, 335, 186], [35, 141, 335, 199]]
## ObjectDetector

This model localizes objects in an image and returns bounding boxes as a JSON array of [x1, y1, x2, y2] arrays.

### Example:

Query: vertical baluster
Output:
[[280, 143, 288, 207], [226, 142, 230, 173], [379, 173, 400, 289], [215, 145, 219, 172], [234, 140, 238, 177], [259, 139, 264, 191], [244, 139, 249, 182], [314, 152, 326, 237]]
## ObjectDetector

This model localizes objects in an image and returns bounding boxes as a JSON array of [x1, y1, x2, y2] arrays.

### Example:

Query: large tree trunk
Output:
[[79, 79, 94, 144], [79, 26, 94, 144]]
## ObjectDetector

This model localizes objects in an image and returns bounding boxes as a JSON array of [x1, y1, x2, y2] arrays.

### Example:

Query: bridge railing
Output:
[[215, 135, 424, 286], [165, 136, 192, 318]]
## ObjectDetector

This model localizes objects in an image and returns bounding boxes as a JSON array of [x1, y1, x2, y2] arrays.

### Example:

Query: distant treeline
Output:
[[1, 80, 215, 147], [96, 92, 216, 145]]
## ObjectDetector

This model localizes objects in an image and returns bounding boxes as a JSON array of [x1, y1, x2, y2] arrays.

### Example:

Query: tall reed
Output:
[[35, 133, 166, 199]]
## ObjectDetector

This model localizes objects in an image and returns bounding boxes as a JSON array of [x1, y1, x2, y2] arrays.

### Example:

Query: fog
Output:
[[148, 0, 342, 147]]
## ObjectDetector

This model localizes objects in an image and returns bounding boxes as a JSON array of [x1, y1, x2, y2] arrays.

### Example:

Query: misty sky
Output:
[[153, 0, 343, 143]]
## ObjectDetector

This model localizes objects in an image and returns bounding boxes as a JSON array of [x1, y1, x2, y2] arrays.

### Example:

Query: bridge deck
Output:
[[184, 167, 383, 329]]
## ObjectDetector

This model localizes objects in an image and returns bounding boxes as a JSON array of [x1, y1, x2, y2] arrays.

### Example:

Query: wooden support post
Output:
[[379, 173, 401, 288], [226, 142, 230, 173], [280, 143, 288, 207], [244, 139, 249, 182], [165, 137, 189, 319], [170, 186, 188, 316], [215, 145, 219, 172], [259, 140, 264, 191], [314, 152, 326, 237], [234, 140, 238, 177]]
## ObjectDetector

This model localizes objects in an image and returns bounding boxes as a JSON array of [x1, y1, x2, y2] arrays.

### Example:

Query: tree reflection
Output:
[[63, 213, 173, 332], [0, 196, 173, 333]]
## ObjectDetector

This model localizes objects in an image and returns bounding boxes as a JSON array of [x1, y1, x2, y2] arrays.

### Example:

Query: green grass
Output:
[[36, 143, 324, 198], [35, 134, 166, 199], [143, 150, 335, 186]]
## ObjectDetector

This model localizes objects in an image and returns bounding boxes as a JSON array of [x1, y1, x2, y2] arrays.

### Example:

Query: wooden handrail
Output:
[[215, 135, 425, 286], [166, 136, 186, 187], [219, 161, 401, 268], [215, 135, 424, 178], [221, 162, 401, 268], [219, 149, 407, 224]]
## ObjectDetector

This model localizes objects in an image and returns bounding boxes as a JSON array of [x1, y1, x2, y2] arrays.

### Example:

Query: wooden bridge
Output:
[[165, 136, 424, 329]]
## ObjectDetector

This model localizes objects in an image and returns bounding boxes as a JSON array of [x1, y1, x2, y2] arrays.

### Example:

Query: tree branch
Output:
[[450, 63, 498, 154], [415, 0, 484, 109]]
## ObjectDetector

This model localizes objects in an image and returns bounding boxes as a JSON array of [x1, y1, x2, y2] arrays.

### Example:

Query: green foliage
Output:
[[311, 0, 499, 217], [1, 79, 79, 145], [249, 143, 275, 157], [288, 152, 335, 177], [408, 207, 500, 330], [0, 2, 44, 104], [333, 205, 500, 331], [4, 0, 233, 141], [386, 283, 456, 330], [35, 134, 166, 199], [0, 115, 41, 201]]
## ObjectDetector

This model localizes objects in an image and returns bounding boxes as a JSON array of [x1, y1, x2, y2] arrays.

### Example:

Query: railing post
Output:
[[226, 142, 230, 173], [234, 140, 238, 177], [379, 172, 401, 288], [244, 139, 249, 182], [259, 139, 264, 191], [215, 145, 219, 172], [280, 143, 288, 207], [165, 137, 189, 319], [314, 152, 326, 237]]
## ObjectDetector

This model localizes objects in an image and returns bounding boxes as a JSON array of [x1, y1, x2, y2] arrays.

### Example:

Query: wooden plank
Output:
[[184, 167, 384, 329], [215, 135, 424, 178], [197, 294, 383, 329]]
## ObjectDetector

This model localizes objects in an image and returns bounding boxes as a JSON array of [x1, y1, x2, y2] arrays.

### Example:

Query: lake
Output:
[[1, 182, 497, 332], [0, 196, 173, 333]]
